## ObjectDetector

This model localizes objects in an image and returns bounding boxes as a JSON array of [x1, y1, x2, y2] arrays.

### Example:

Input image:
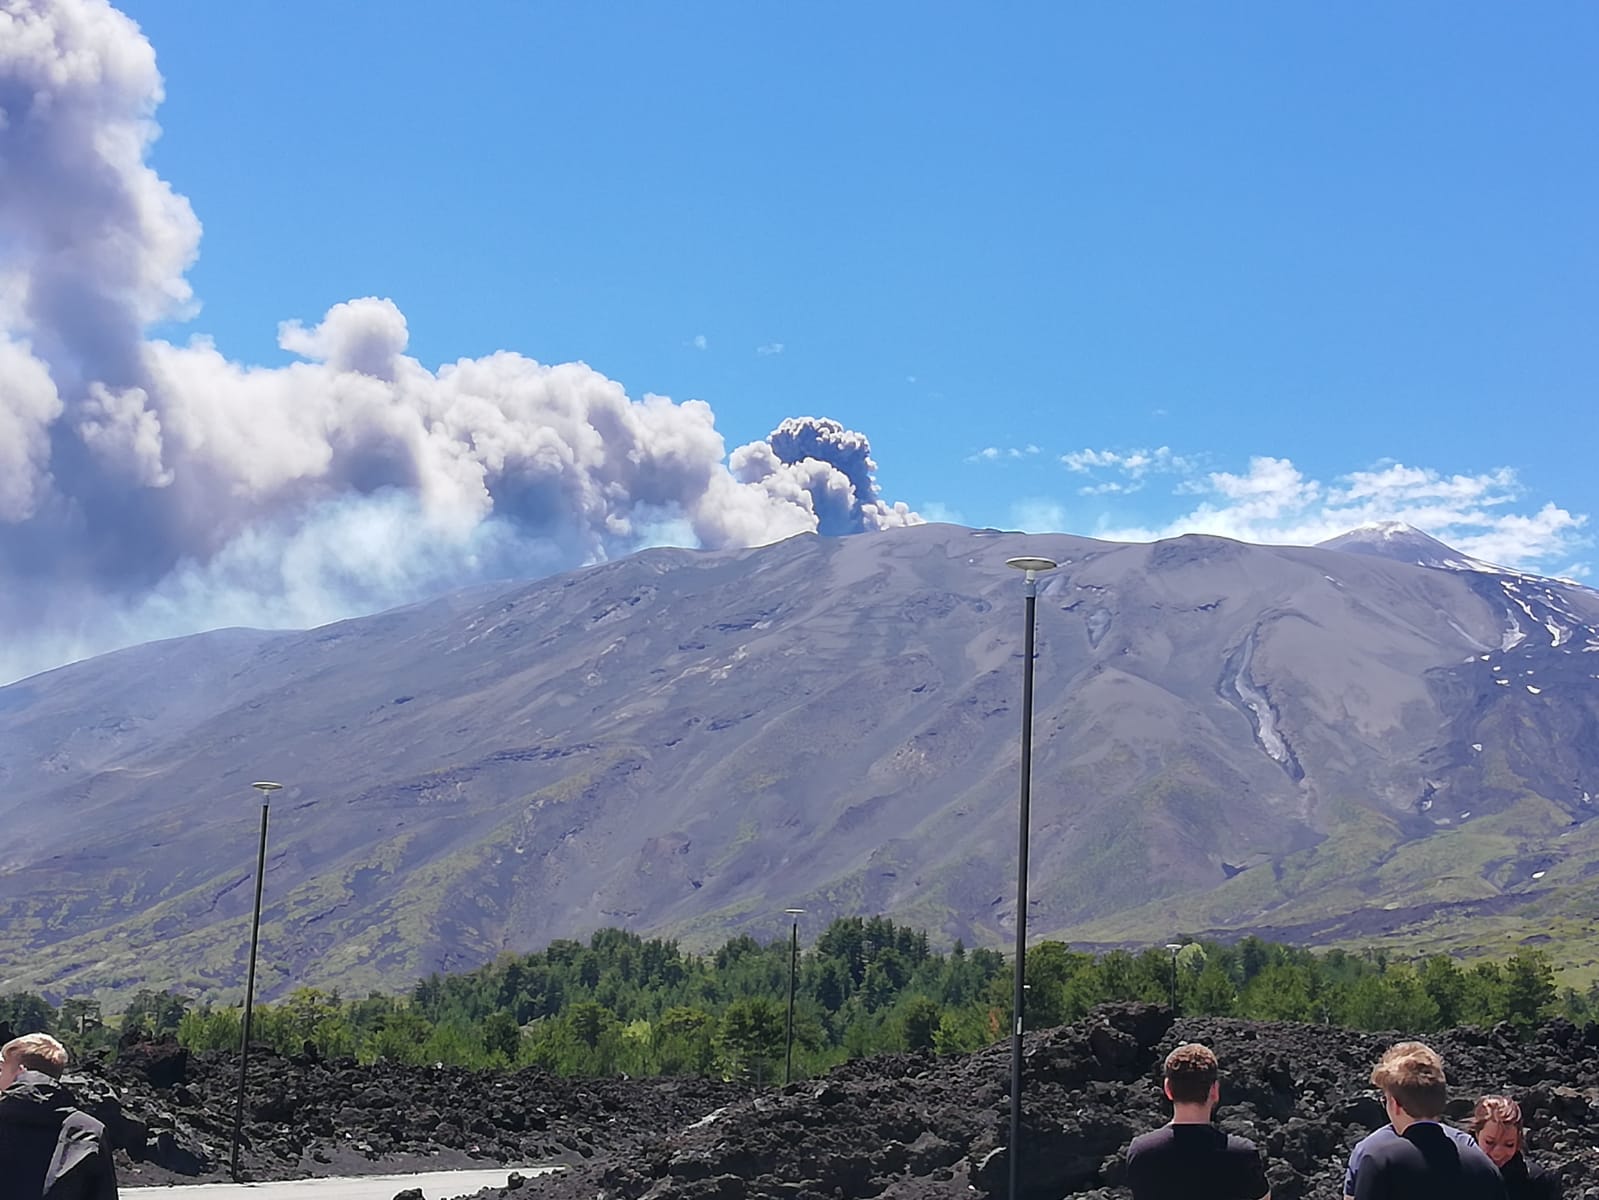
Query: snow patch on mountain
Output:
[[1320, 523, 1599, 654]]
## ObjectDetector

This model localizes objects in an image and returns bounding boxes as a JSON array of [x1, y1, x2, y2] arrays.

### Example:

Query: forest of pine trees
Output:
[[3, 921, 1590, 1082]]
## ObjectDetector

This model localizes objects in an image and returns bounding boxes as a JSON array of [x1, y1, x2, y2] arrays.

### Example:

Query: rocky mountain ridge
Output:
[[2, 523, 1598, 1000]]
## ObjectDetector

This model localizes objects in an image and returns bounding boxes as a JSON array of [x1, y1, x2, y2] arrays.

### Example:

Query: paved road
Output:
[[125, 1165, 559, 1199]]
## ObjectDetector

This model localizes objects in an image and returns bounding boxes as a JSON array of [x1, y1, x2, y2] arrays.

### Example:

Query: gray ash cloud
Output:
[[0, 0, 917, 682]]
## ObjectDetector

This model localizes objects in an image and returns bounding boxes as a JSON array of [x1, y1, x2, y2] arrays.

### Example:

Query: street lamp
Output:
[[783, 908, 805, 1084], [1003, 554, 1057, 1200], [230, 780, 281, 1182], [1165, 943, 1185, 1014]]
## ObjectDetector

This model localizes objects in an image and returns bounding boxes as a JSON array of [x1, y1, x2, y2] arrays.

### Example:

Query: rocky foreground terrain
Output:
[[67, 1007, 1599, 1198]]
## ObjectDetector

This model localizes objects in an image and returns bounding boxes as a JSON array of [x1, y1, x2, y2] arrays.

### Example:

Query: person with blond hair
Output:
[[0, 1032, 119, 1199], [1341, 1041, 1503, 1200], [1471, 1095, 1560, 1200], [1124, 1042, 1271, 1200]]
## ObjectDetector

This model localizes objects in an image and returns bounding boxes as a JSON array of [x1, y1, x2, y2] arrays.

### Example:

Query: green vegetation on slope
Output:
[[4, 921, 1592, 1082]]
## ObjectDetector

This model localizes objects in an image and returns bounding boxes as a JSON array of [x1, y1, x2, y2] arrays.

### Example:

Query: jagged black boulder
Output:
[[74, 1008, 1599, 1197]]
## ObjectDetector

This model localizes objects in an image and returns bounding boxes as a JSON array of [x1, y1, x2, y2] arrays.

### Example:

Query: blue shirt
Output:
[[1344, 1123, 1483, 1194]]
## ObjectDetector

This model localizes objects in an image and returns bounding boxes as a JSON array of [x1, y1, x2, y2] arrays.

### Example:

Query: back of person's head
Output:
[[1371, 1040, 1447, 1119], [1, 1032, 69, 1079], [1163, 1042, 1218, 1104]]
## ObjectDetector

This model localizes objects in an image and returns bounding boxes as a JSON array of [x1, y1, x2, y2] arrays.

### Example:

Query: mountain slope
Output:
[[3, 524, 1598, 1001]]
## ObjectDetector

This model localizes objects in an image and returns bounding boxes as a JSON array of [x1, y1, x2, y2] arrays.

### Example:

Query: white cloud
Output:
[[1338, 461, 1517, 505], [917, 500, 965, 525], [967, 443, 1041, 464], [691, 334, 708, 350], [1203, 456, 1319, 516], [1451, 503, 1586, 568], [1061, 445, 1191, 497], [1090, 455, 1590, 574], [1010, 498, 1067, 533], [756, 342, 784, 356]]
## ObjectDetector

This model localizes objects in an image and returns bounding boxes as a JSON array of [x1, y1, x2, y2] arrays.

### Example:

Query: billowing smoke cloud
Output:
[[731, 416, 917, 536], [0, 0, 918, 683]]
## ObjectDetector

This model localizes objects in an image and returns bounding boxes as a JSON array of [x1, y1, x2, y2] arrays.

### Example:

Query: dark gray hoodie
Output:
[[0, 1069, 118, 1199]]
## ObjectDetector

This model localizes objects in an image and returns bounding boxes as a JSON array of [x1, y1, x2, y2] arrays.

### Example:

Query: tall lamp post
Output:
[[230, 780, 281, 1183], [1165, 942, 1185, 1014], [783, 908, 805, 1084], [1004, 554, 1057, 1200]]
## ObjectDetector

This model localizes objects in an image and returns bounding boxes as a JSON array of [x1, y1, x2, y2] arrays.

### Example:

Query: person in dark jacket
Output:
[[1348, 1041, 1504, 1200], [0, 1033, 119, 1199], [1471, 1095, 1561, 1200], [1125, 1042, 1271, 1200]]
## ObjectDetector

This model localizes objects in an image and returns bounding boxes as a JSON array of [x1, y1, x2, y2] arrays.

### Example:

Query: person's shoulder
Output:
[[1526, 1159, 1563, 1199], [1450, 1132, 1499, 1172], [1127, 1125, 1175, 1156], [59, 1107, 107, 1137], [0, 1079, 59, 1114], [1224, 1133, 1263, 1156], [1351, 1124, 1397, 1154], [1359, 1127, 1419, 1166], [1449, 1137, 1504, 1185], [1441, 1123, 1480, 1149]]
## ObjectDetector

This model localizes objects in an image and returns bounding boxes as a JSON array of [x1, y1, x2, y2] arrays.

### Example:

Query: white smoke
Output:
[[0, 0, 919, 683], [0, 333, 62, 520], [0, 0, 199, 378]]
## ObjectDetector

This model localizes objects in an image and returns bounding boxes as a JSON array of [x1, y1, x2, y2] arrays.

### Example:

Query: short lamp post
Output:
[[1004, 554, 1057, 1200], [230, 780, 281, 1182], [1165, 942, 1185, 1014], [783, 908, 805, 1084]]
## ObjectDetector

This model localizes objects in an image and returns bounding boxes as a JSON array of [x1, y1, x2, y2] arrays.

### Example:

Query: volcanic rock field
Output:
[[74, 1006, 1599, 1198]]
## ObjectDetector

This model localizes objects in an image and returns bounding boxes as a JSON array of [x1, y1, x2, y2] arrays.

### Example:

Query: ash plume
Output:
[[746, 416, 917, 536], [0, 0, 918, 683]]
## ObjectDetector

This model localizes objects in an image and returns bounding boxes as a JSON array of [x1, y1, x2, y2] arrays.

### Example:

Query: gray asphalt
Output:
[[124, 1165, 559, 1198]]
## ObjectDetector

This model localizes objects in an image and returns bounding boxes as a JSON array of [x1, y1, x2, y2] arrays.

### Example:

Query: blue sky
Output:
[[117, 0, 1597, 569], [0, 1, 1595, 678]]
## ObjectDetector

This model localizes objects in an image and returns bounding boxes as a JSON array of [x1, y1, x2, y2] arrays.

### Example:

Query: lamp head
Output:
[[1006, 556, 1059, 592], [1165, 942, 1185, 952], [252, 781, 283, 797], [1005, 556, 1059, 579]]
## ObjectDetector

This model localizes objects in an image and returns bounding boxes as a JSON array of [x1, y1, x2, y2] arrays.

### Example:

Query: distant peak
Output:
[[1317, 522, 1478, 570], [1348, 520, 1422, 537]]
